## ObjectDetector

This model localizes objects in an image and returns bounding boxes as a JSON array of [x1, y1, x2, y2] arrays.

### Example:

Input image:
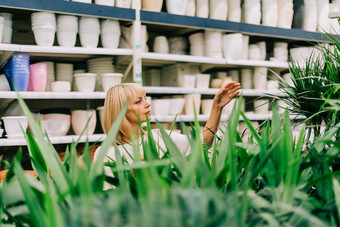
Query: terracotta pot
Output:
[[142, 0, 163, 12]]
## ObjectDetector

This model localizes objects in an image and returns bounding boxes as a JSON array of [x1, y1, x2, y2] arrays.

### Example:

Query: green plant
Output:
[[0, 96, 339, 226], [277, 35, 340, 145]]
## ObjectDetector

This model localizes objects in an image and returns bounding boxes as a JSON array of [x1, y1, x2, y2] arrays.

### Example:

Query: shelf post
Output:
[[132, 0, 143, 85]]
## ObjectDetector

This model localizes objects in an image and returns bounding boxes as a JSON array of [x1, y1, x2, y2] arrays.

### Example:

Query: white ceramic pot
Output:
[[79, 31, 100, 48], [153, 36, 169, 53], [184, 94, 201, 115], [101, 33, 120, 49], [169, 98, 185, 115], [41, 113, 71, 136], [189, 32, 204, 56], [277, 8, 294, 29], [33, 28, 56, 47], [204, 30, 223, 58], [253, 67, 268, 90], [248, 44, 262, 61], [196, 74, 210, 89], [151, 99, 170, 116], [95, 0, 115, 6], [228, 0, 241, 22], [196, 0, 209, 18], [210, 78, 223, 88], [283, 73, 294, 87], [201, 99, 213, 115], [100, 73, 123, 92], [209, 0, 227, 20], [240, 69, 253, 89], [256, 41, 266, 61], [2, 116, 28, 139], [71, 109, 97, 135], [185, 0, 196, 16], [229, 70, 239, 82], [223, 33, 243, 59], [254, 99, 269, 114], [266, 80, 280, 91], [74, 73, 97, 92], [50, 81, 71, 92], [179, 75, 196, 88], [116, 0, 131, 8], [57, 30, 77, 47], [166, 0, 187, 15]]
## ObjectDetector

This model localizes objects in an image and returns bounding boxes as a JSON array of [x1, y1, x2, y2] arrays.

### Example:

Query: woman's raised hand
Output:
[[213, 81, 241, 109]]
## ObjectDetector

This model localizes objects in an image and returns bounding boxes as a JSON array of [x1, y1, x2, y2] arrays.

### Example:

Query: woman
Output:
[[94, 82, 240, 188]]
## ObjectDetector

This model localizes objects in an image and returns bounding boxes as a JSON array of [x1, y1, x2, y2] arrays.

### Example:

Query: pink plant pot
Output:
[[29, 64, 48, 91]]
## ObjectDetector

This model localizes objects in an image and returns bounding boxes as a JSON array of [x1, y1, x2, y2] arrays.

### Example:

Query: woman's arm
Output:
[[202, 81, 241, 144]]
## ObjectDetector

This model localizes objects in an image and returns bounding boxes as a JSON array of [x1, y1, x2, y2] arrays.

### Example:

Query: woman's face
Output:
[[125, 92, 151, 126]]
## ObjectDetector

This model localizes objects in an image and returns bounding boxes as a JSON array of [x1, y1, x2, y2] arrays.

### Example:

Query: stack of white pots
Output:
[[277, 0, 294, 29], [204, 30, 222, 58], [0, 13, 13, 44], [262, 0, 278, 27], [79, 17, 100, 48], [31, 12, 56, 46], [57, 15, 78, 47], [228, 0, 241, 22], [273, 42, 288, 62], [248, 41, 266, 61], [100, 19, 121, 49], [153, 36, 169, 54], [56, 63, 73, 90], [302, 0, 318, 31], [196, 0, 208, 18], [185, 0, 195, 16], [209, 0, 227, 20], [222, 33, 243, 59], [188, 32, 204, 56], [242, 0, 261, 25], [87, 57, 114, 91]]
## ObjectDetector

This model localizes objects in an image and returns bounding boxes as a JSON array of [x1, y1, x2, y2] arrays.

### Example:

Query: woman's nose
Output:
[[145, 100, 151, 108]]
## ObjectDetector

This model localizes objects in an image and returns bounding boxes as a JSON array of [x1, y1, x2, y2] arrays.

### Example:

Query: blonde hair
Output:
[[103, 83, 146, 143]]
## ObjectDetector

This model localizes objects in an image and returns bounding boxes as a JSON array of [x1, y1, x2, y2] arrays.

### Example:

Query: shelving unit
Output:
[[0, 0, 318, 149], [0, 88, 287, 100]]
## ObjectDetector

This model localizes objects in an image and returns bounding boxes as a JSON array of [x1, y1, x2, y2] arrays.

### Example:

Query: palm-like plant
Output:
[[277, 37, 339, 144]]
